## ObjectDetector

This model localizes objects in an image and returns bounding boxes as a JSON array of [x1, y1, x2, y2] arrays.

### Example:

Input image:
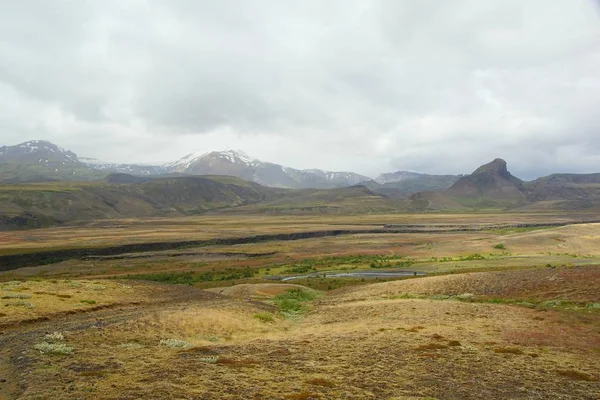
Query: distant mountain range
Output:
[[3, 140, 600, 218], [161, 149, 371, 189], [0, 140, 456, 192], [3, 140, 600, 229], [412, 158, 600, 210]]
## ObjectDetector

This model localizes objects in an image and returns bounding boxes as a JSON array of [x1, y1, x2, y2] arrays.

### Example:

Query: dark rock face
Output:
[[474, 158, 510, 178], [445, 158, 525, 204]]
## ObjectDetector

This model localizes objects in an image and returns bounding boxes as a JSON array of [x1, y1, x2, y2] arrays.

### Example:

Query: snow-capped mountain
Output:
[[162, 150, 371, 189], [163, 150, 261, 173], [0, 141, 372, 188], [80, 158, 163, 175], [0, 140, 82, 167], [283, 168, 371, 189]]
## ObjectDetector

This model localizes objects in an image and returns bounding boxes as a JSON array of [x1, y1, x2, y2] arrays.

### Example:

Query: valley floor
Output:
[[1, 213, 599, 399]]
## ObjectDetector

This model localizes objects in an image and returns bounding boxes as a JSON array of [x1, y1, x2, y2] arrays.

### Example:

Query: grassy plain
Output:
[[1, 212, 599, 399]]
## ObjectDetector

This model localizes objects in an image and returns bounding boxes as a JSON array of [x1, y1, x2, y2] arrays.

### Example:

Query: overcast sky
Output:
[[1, 1, 599, 179]]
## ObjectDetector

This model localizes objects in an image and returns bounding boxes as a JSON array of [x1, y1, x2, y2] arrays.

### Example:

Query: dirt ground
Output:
[[1, 271, 598, 400]]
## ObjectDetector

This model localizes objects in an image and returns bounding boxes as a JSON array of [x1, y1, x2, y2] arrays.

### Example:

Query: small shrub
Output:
[[4, 300, 35, 308], [202, 335, 220, 343], [254, 312, 275, 323], [587, 303, 600, 310], [456, 253, 486, 261], [1, 293, 32, 299], [160, 338, 192, 349], [80, 299, 96, 305], [274, 288, 318, 315], [540, 300, 562, 308], [461, 344, 479, 354], [118, 342, 145, 350], [44, 332, 64, 341], [447, 340, 462, 347], [199, 356, 219, 363], [493, 244, 505, 250], [34, 342, 74, 355], [88, 284, 106, 291], [1, 281, 23, 288]]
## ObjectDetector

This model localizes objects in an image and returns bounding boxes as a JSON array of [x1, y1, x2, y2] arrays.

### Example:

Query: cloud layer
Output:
[[1, 0, 599, 179]]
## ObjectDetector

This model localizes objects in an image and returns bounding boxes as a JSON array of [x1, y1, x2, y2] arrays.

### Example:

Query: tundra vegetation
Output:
[[0, 212, 599, 399]]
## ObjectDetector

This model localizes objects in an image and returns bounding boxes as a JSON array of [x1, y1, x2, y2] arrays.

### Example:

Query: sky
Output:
[[1, 0, 599, 180]]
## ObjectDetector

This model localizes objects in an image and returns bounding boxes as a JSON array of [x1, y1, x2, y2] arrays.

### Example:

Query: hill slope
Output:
[[369, 172, 462, 197], [0, 175, 280, 229]]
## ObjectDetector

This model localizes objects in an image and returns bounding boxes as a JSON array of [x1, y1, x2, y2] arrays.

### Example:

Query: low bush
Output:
[[44, 332, 64, 341], [4, 300, 35, 308], [1, 293, 32, 299], [254, 312, 275, 323], [273, 288, 318, 314], [125, 267, 255, 285], [160, 338, 192, 349], [117, 342, 145, 350], [34, 342, 74, 355]]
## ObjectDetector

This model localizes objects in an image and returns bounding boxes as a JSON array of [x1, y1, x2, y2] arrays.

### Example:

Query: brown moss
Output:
[[216, 357, 258, 368], [557, 370, 597, 381], [493, 347, 524, 355], [415, 343, 448, 351], [285, 392, 320, 400], [306, 378, 335, 387]]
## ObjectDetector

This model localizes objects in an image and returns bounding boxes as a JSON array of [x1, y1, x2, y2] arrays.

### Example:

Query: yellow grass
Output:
[[2, 213, 600, 399], [0, 280, 161, 326]]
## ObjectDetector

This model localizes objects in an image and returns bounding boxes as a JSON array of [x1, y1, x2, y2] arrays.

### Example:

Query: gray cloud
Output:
[[0, 0, 599, 179]]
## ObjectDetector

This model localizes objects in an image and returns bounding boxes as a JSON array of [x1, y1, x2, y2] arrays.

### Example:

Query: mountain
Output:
[[0, 174, 408, 229], [80, 158, 163, 176], [445, 158, 525, 205], [0, 142, 372, 189], [376, 171, 431, 184], [520, 173, 600, 209], [6, 141, 600, 212], [0, 140, 103, 182], [411, 158, 600, 210], [162, 150, 371, 189], [371, 171, 462, 196], [0, 140, 80, 165]]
